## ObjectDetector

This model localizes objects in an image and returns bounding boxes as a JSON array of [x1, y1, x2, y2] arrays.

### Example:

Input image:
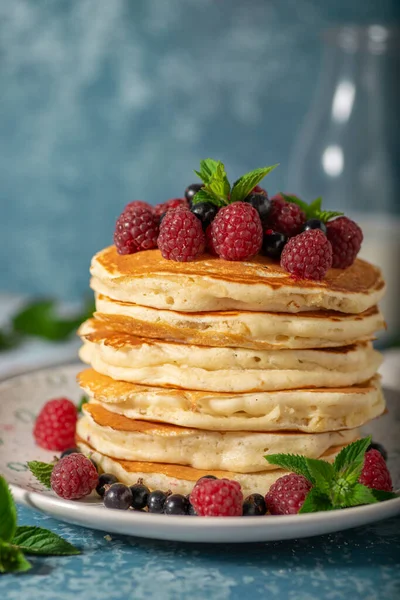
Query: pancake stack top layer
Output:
[[77, 247, 386, 496]]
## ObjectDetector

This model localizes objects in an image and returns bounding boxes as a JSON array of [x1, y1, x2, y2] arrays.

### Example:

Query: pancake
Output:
[[77, 402, 360, 473], [90, 246, 385, 314], [78, 322, 382, 392], [77, 439, 352, 496], [78, 369, 385, 433], [95, 294, 385, 350]]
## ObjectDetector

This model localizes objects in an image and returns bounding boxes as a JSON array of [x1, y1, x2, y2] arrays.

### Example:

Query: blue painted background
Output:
[[1, 0, 399, 300]]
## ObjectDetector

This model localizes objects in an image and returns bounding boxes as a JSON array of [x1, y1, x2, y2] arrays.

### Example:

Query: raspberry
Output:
[[267, 196, 306, 236], [157, 208, 205, 261], [34, 398, 77, 451], [252, 185, 267, 196], [265, 474, 312, 515], [123, 200, 153, 212], [190, 478, 243, 516], [280, 229, 333, 280], [114, 207, 159, 255], [51, 453, 99, 500], [359, 449, 393, 492], [210, 202, 263, 261], [326, 216, 363, 268], [205, 223, 217, 255], [153, 198, 188, 218]]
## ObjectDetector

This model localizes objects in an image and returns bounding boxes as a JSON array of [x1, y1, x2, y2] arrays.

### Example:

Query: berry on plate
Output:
[[367, 442, 388, 462], [326, 216, 363, 268], [157, 208, 205, 261], [33, 398, 77, 451], [154, 198, 188, 218], [189, 478, 243, 516], [280, 229, 333, 280], [50, 453, 98, 500], [163, 494, 189, 515], [130, 482, 150, 510], [191, 202, 219, 230], [262, 230, 287, 259], [209, 202, 263, 261], [114, 207, 159, 255], [96, 473, 118, 497], [147, 490, 169, 514], [359, 449, 393, 492], [242, 493, 267, 516], [265, 474, 312, 515], [103, 483, 133, 510], [267, 196, 306, 237]]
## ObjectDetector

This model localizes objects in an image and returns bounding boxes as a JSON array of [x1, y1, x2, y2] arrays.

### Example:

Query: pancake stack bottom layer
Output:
[[76, 246, 386, 497]]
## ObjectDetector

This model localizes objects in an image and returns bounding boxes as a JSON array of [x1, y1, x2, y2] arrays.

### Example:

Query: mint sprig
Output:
[[27, 460, 55, 489], [265, 436, 399, 513], [192, 159, 278, 207], [0, 475, 80, 573], [281, 194, 343, 223], [78, 395, 89, 413]]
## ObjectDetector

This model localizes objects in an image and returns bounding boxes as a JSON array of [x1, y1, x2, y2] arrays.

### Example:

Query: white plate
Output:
[[1, 364, 399, 543]]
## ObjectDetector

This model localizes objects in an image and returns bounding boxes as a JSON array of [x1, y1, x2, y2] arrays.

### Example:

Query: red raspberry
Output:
[[252, 185, 267, 196], [210, 202, 263, 261], [326, 216, 363, 268], [157, 208, 205, 261], [267, 196, 305, 236], [114, 207, 159, 255], [190, 478, 243, 516], [280, 229, 333, 280], [359, 449, 393, 492], [34, 398, 77, 451], [51, 453, 99, 500], [205, 223, 217, 255], [265, 474, 312, 515], [123, 200, 153, 212], [153, 198, 189, 218]]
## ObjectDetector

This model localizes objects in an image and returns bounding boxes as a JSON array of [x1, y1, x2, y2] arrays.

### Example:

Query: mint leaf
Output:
[[305, 458, 335, 496], [371, 489, 399, 502], [0, 541, 31, 574], [280, 194, 343, 222], [265, 454, 314, 483], [281, 193, 310, 214], [12, 526, 80, 556], [194, 158, 220, 184], [0, 329, 19, 352], [333, 436, 372, 485], [202, 161, 230, 205], [191, 189, 218, 206], [0, 476, 17, 542], [339, 483, 378, 507], [299, 489, 333, 514], [308, 197, 322, 214], [27, 461, 54, 489], [78, 395, 89, 413], [230, 165, 278, 203], [317, 210, 344, 223]]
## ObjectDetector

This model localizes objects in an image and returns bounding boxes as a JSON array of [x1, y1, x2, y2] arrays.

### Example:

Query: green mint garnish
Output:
[[0, 475, 80, 573], [192, 158, 278, 207], [78, 395, 89, 413], [27, 461, 55, 489], [281, 194, 344, 223], [265, 436, 399, 513]]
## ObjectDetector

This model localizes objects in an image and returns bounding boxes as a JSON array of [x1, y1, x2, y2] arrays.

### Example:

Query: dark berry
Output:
[[103, 483, 133, 510], [164, 494, 189, 515], [303, 219, 327, 235], [129, 483, 150, 510], [185, 183, 204, 204], [147, 490, 168, 514], [245, 193, 271, 225], [262, 230, 287, 259], [159, 212, 167, 224], [90, 458, 99, 472], [191, 202, 219, 230], [96, 473, 118, 497], [367, 442, 388, 462], [186, 496, 198, 516], [60, 447, 80, 458], [242, 493, 267, 516]]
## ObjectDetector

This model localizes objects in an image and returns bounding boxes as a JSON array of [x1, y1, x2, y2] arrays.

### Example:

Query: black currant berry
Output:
[[96, 473, 118, 497], [262, 231, 287, 259], [147, 490, 168, 514], [60, 448, 80, 458], [367, 442, 388, 461], [303, 219, 327, 235], [245, 193, 271, 224], [191, 202, 219, 230], [186, 495, 197, 516], [103, 483, 133, 510], [242, 493, 267, 516], [185, 183, 204, 204], [163, 494, 189, 515], [130, 483, 150, 510]]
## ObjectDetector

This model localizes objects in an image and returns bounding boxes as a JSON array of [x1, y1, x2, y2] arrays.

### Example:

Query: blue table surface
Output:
[[1, 506, 399, 600]]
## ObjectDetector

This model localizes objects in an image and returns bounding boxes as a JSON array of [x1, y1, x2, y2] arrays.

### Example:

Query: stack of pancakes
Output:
[[76, 246, 386, 496]]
